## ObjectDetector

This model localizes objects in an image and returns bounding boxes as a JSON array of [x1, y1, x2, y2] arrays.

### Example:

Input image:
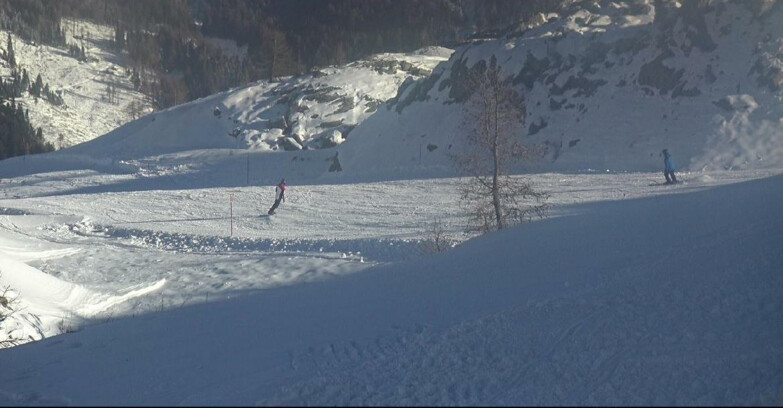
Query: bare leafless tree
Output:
[[126, 99, 145, 120], [454, 55, 548, 233], [1, 281, 18, 315], [0, 277, 22, 348], [419, 218, 451, 254]]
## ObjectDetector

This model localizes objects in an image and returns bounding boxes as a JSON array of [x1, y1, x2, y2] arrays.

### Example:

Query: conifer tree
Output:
[[6, 33, 15, 69], [32, 74, 43, 97], [21, 70, 30, 93]]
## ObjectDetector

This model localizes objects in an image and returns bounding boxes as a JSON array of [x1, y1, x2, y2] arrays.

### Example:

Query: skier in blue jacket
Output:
[[662, 149, 677, 184]]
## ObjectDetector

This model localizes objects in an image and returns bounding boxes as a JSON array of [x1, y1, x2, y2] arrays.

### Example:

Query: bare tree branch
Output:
[[419, 218, 452, 254]]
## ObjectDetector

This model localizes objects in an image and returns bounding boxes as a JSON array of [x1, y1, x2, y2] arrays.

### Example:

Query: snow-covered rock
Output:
[[280, 136, 303, 151], [321, 130, 344, 148]]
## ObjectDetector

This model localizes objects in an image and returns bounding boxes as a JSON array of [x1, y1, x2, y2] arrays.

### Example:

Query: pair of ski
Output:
[[649, 180, 683, 186]]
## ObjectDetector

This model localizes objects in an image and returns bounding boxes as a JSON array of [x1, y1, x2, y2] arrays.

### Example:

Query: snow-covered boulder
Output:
[[712, 95, 759, 113], [321, 130, 344, 148], [280, 137, 303, 151], [290, 121, 309, 144]]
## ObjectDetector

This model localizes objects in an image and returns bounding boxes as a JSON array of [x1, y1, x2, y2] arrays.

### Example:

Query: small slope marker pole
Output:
[[228, 190, 241, 237]]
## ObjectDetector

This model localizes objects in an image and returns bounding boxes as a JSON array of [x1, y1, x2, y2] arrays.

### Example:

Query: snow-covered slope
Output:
[[0, 45, 452, 184], [0, 20, 449, 155], [340, 0, 783, 177], [0, 46, 452, 187], [0, 171, 780, 405], [0, 19, 152, 148], [0, 245, 163, 346], [57, 46, 452, 158]]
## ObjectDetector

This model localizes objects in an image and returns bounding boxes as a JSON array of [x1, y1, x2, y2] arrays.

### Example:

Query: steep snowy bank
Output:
[[0, 221, 163, 346]]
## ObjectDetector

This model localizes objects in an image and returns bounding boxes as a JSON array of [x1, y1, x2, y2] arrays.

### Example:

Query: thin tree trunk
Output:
[[270, 34, 277, 80], [492, 87, 503, 229]]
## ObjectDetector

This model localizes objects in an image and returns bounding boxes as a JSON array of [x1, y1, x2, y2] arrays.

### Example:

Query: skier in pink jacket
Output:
[[267, 179, 286, 215]]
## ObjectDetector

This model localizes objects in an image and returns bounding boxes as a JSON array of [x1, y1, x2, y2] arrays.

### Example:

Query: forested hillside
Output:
[[1, 0, 567, 109], [0, 0, 567, 160]]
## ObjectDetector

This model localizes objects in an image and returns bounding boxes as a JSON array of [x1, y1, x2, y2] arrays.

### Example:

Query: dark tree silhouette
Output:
[[5, 32, 15, 68]]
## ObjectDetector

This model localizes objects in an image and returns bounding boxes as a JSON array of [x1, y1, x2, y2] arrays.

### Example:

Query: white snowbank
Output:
[[0, 230, 164, 346]]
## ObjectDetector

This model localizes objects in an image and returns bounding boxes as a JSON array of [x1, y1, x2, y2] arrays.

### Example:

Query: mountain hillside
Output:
[[340, 0, 783, 178], [3, 0, 781, 185], [66, 46, 452, 160], [0, 46, 452, 184], [0, 19, 152, 149]]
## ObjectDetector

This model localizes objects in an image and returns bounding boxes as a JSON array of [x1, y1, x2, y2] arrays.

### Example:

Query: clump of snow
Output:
[[323, 130, 344, 147]]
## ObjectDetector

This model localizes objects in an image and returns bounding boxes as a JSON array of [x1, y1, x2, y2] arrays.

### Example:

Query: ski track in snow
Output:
[[1, 168, 780, 331], [0, 169, 781, 405], [251, 175, 783, 406]]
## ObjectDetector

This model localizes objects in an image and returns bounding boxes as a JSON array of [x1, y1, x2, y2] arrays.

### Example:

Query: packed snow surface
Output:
[[0, 152, 781, 404]]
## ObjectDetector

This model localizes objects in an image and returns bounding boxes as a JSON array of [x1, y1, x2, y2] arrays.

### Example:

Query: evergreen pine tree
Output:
[[11, 70, 21, 96], [6, 33, 15, 69], [21, 70, 30, 93], [32, 74, 43, 97]]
